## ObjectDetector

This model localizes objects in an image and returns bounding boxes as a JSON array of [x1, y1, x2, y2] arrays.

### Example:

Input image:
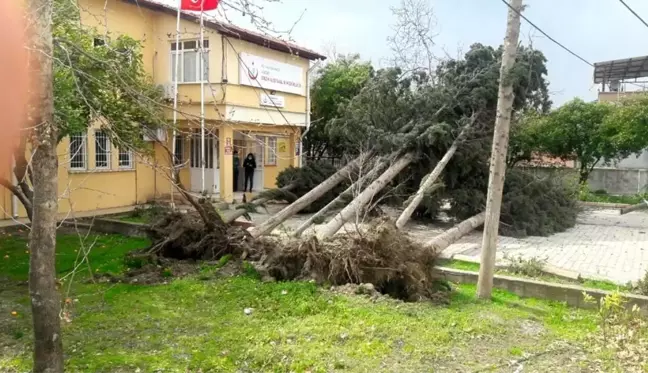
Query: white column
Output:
[[199, 12, 206, 193]]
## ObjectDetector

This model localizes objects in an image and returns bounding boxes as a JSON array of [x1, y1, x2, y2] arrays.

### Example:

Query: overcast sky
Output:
[[161, 0, 648, 106]]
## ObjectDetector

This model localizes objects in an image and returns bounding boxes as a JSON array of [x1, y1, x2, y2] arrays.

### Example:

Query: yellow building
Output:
[[0, 0, 324, 220]]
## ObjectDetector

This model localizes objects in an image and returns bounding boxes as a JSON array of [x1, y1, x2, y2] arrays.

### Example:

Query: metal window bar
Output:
[[174, 135, 184, 165], [95, 131, 111, 169], [267, 137, 277, 165], [69, 133, 87, 170], [118, 148, 132, 168]]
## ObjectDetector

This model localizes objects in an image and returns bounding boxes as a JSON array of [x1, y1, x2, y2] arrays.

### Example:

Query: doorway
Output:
[[189, 129, 219, 194], [234, 132, 264, 192]]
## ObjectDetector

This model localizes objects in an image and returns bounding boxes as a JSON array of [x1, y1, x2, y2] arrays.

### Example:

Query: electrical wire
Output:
[[499, 0, 593, 67], [500, 0, 647, 90], [619, 0, 648, 29]]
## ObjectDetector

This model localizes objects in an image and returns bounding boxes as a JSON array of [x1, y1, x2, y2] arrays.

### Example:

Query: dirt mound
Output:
[[255, 218, 443, 301]]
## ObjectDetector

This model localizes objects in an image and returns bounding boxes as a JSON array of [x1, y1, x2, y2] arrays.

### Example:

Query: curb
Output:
[[61, 218, 147, 238], [578, 201, 631, 209], [435, 266, 648, 315], [442, 253, 581, 281]]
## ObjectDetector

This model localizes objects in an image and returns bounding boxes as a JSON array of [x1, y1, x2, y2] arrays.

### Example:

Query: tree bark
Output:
[[248, 153, 366, 238], [223, 183, 297, 224], [425, 212, 486, 253], [317, 153, 415, 240], [477, 0, 523, 299], [293, 156, 387, 237], [395, 123, 471, 229], [28, 0, 64, 371]]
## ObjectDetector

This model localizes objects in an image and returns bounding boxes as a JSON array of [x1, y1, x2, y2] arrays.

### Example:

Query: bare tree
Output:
[[26, 0, 64, 371], [387, 0, 438, 75]]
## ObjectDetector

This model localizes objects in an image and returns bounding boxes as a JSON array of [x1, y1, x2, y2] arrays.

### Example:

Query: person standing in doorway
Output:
[[233, 150, 240, 192], [243, 153, 257, 193]]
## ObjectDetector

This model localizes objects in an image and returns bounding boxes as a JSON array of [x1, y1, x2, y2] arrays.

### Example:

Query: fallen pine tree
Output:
[[133, 44, 578, 299], [249, 153, 369, 238], [293, 155, 390, 237]]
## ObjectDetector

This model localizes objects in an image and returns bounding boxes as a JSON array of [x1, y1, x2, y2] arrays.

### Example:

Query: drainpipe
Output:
[[300, 60, 322, 167]]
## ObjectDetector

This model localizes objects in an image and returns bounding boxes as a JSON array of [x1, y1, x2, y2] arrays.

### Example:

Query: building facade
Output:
[[0, 0, 324, 220]]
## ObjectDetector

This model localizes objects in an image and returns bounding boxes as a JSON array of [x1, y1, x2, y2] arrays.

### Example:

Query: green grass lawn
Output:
[[0, 231, 150, 281], [579, 190, 647, 205], [0, 233, 637, 372], [117, 215, 149, 224]]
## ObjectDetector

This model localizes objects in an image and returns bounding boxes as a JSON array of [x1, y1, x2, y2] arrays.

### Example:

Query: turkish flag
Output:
[[180, 0, 219, 11]]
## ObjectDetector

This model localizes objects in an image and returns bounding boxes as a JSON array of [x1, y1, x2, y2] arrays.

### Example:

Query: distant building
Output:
[[594, 55, 648, 169]]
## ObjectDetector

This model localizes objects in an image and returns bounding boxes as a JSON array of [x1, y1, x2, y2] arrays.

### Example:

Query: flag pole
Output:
[[200, 6, 206, 194], [171, 0, 182, 207]]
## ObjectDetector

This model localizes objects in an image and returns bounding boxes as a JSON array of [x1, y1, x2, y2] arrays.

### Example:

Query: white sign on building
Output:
[[260, 93, 285, 108], [239, 52, 305, 96]]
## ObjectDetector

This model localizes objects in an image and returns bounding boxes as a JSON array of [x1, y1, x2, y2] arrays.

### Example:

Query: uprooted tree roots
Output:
[[138, 210, 444, 302], [257, 218, 443, 301], [144, 209, 254, 260]]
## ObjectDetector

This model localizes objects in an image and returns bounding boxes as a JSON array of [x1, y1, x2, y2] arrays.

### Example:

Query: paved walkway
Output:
[[431, 208, 648, 285], [247, 205, 648, 285]]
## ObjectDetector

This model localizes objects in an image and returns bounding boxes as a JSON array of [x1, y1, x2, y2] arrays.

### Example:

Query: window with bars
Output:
[[69, 133, 87, 170], [171, 39, 209, 83], [174, 135, 184, 166], [95, 131, 111, 169], [190, 132, 215, 169], [118, 148, 132, 169], [266, 137, 277, 166]]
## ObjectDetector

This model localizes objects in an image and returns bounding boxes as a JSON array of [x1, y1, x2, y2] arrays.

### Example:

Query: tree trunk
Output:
[[395, 131, 466, 229], [477, 0, 523, 299], [317, 153, 415, 240], [293, 156, 387, 237], [28, 0, 64, 371], [620, 201, 648, 215], [248, 154, 366, 238], [425, 212, 486, 253], [223, 183, 297, 224]]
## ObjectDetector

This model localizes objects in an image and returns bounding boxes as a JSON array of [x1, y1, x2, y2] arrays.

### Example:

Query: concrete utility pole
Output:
[[476, 0, 523, 299]]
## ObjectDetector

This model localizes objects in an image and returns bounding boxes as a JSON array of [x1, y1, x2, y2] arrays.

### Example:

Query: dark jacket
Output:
[[243, 156, 256, 172]]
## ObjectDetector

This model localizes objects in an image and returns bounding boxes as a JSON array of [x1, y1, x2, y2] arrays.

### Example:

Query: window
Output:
[[174, 135, 184, 166], [171, 39, 209, 83], [69, 133, 87, 170], [118, 148, 132, 169], [266, 137, 277, 166], [93, 38, 105, 47], [95, 130, 111, 169]]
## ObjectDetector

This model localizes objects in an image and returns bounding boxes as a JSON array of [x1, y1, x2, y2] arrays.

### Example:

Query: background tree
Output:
[[603, 94, 648, 161], [306, 55, 373, 159], [520, 98, 646, 184], [26, 0, 64, 370], [387, 0, 438, 75]]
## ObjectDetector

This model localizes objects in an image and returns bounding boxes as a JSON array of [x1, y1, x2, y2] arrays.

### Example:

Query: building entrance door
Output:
[[190, 129, 219, 194]]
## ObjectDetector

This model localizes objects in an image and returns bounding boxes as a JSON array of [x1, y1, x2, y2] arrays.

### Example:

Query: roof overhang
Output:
[[593, 55, 648, 83], [121, 0, 326, 61]]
